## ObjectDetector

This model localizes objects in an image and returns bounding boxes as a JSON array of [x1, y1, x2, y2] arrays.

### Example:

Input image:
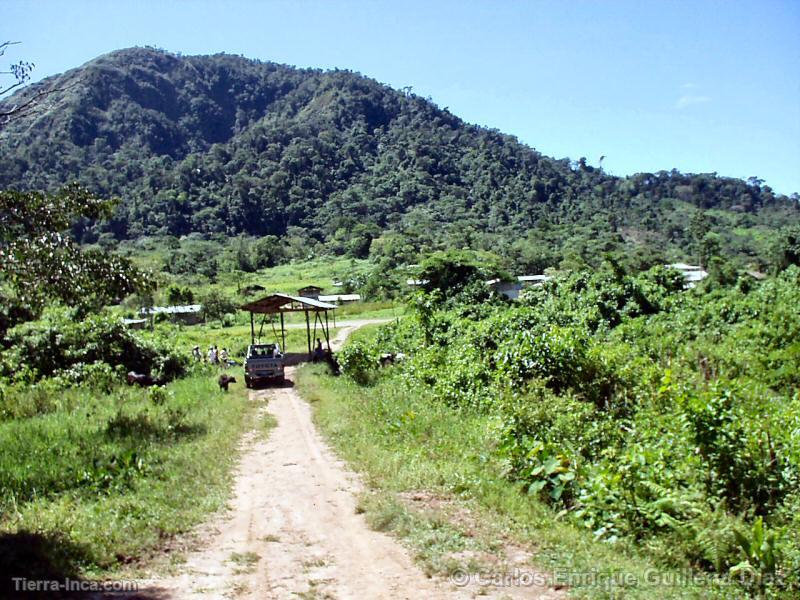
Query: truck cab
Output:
[[244, 343, 285, 388]]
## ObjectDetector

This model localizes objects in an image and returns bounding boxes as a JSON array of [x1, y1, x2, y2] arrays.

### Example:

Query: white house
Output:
[[486, 275, 551, 299], [318, 294, 362, 304], [139, 304, 204, 325], [665, 263, 709, 288]]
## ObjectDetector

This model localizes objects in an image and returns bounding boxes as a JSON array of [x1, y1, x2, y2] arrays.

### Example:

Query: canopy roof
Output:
[[240, 293, 337, 314]]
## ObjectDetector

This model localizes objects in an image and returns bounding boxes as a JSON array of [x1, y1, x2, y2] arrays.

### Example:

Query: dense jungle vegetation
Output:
[[335, 258, 800, 596], [1, 47, 798, 275]]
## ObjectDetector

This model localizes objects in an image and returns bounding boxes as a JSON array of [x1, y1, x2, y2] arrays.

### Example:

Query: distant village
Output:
[[125, 263, 717, 328]]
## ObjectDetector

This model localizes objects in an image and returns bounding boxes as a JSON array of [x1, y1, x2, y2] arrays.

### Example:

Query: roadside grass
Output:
[[0, 365, 254, 582], [295, 364, 731, 599]]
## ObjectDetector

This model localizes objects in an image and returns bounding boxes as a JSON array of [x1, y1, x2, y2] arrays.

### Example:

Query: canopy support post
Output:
[[257, 313, 268, 343], [305, 309, 312, 357], [280, 311, 286, 352], [324, 310, 331, 351], [250, 312, 255, 345]]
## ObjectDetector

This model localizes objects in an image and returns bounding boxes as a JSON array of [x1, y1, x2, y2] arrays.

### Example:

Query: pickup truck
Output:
[[244, 343, 285, 388]]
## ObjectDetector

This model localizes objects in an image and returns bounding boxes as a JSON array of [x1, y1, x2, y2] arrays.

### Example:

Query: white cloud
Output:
[[675, 94, 711, 109]]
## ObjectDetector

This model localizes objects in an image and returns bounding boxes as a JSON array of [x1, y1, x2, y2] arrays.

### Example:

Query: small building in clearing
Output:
[[122, 318, 148, 330], [517, 275, 550, 286], [485, 279, 522, 299], [318, 293, 362, 304], [665, 263, 709, 289], [241, 284, 266, 296], [297, 285, 324, 300], [486, 275, 552, 300]]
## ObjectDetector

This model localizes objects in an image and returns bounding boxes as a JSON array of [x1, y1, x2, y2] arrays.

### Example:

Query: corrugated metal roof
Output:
[[683, 270, 708, 282], [318, 294, 361, 302], [240, 293, 337, 314], [140, 304, 202, 315], [666, 263, 703, 271]]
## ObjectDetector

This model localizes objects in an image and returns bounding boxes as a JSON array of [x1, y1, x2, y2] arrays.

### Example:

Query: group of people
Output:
[[192, 339, 328, 364], [192, 344, 231, 365]]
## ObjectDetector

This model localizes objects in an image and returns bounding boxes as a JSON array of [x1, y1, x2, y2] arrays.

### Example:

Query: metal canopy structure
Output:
[[240, 293, 337, 357]]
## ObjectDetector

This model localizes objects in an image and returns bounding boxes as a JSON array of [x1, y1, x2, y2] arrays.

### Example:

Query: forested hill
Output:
[[0, 47, 797, 267]]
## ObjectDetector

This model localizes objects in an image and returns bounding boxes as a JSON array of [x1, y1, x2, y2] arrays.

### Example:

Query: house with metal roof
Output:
[[318, 294, 362, 304], [139, 304, 204, 325], [486, 275, 552, 299], [297, 285, 324, 300], [665, 263, 709, 288]]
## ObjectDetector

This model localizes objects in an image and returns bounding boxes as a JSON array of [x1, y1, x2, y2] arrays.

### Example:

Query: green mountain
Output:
[[1, 47, 796, 269]]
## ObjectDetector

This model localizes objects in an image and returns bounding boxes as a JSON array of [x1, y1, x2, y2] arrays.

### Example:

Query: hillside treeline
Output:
[[1, 47, 797, 270]]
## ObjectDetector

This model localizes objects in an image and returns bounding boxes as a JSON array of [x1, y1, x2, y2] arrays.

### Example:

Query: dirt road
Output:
[[120, 321, 560, 599]]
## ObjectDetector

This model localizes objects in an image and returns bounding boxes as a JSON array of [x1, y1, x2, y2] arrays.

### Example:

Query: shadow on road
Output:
[[282, 352, 311, 366]]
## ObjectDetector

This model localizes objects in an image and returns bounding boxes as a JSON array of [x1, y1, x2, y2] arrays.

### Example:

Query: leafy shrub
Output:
[[576, 442, 705, 544], [337, 341, 378, 385], [1, 306, 188, 386], [430, 338, 495, 410], [730, 517, 785, 594], [147, 385, 170, 405], [417, 249, 508, 297], [495, 382, 613, 506], [679, 384, 798, 515], [494, 325, 592, 393], [78, 447, 148, 494], [201, 289, 237, 322], [342, 265, 800, 589]]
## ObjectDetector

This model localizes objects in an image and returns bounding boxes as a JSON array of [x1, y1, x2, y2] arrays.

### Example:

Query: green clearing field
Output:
[[0, 366, 253, 586]]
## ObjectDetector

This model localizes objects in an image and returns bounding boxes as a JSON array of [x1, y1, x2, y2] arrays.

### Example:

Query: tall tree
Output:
[[0, 184, 151, 312]]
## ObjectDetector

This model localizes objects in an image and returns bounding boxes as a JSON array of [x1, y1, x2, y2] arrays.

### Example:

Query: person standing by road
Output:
[[312, 338, 325, 362]]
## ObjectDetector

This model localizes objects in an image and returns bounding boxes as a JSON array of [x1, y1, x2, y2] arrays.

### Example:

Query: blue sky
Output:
[[5, 0, 800, 195]]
